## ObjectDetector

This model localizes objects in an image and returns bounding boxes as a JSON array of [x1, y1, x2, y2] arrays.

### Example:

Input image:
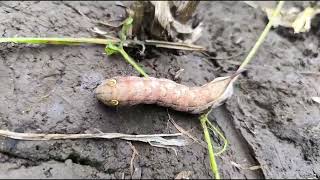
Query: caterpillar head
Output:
[[95, 79, 120, 107]]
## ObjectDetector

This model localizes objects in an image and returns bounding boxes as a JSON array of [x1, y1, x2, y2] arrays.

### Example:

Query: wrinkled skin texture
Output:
[[0, 1, 319, 179], [95, 75, 237, 114]]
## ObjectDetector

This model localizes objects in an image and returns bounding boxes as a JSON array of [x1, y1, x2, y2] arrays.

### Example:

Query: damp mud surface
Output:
[[0, 1, 319, 179]]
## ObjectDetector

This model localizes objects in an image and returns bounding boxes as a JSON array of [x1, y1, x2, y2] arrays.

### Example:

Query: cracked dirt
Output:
[[0, 1, 319, 179]]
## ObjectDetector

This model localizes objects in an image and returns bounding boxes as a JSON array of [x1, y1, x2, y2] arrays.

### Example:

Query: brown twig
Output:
[[167, 111, 206, 148], [128, 142, 139, 177]]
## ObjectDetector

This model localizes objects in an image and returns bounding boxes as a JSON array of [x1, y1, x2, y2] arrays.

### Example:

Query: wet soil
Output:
[[0, 1, 319, 179]]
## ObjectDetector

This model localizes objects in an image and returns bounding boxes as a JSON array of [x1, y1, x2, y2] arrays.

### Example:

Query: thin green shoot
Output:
[[119, 16, 133, 48], [0, 37, 206, 51], [105, 16, 148, 77], [238, 1, 285, 70], [201, 1, 285, 179], [200, 111, 220, 179], [105, 42, 148, 77], [206, 120, 228, 156], [0, 37, 119, 45], [0, 19, 148, 77], [0, 17, 147, 77]]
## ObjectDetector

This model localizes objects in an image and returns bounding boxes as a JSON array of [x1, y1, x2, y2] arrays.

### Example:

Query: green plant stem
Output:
[[200, 2, 285, 179], [0, 36, 148, 77], [0, 37, 119, 45], [200, 112, 220, 179], [206, 120, 228, 156], [118, 48, 148, 77], [238, 1, 285, 70], [106, 16, 148, 77], [0, 37, 206, 51]]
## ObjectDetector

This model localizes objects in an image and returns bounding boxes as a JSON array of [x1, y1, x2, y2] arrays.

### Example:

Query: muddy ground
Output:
[[0, 1, 319, 179]]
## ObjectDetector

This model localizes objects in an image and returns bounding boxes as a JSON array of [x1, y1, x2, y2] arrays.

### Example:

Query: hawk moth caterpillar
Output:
[[95, 71, 243, 114]]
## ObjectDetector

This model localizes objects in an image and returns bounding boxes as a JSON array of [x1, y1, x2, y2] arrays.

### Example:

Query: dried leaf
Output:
[[243, 1, 259, 9], [291, 7, 320, 33], [0, 130, 188, 148], [115, 1, 125, 8], [151, 1, 173, 31], [312, 97, 320, 104], [264, 7, 300, 28], [175, 171, 192, 179], [245, 1, 320, 33], [144, 40, 206, 51], [174, 69, 185, 80], [184, 22, 203, 44], [149, 1, 203, 43], [129, 1, 145, 35], [248, 165, 262, 171], [91, 27, 108, 35], [149, 142, 178, 156], [172, 1, 200, 23], [243, 1, 277, 9], [230, 161, 242, 169], [230, 161, 261, 171]]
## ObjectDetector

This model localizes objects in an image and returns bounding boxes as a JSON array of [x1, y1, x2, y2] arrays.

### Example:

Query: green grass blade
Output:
[[0, 37, 119, 45], [118, 48, 148, 77], [206, 120, 228, 156], [120, 16, 133, 46], [238, 1, 285, 70], [200, 111, 220, 179]]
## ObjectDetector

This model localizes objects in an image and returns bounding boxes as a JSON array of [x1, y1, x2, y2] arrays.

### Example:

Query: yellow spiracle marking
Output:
[[106, 79, 117, 87], [109, 99, 119, 106]]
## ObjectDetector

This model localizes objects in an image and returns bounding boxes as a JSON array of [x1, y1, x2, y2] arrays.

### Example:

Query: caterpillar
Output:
[[95, 71, 243, 114]]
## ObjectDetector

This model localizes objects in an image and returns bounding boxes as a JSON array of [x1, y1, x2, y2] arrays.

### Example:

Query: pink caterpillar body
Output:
[[95, 72, 241, 114]]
